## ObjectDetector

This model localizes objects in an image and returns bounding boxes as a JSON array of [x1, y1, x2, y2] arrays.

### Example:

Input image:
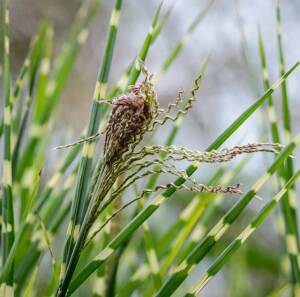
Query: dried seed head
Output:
[[103, 64, 159, 165]]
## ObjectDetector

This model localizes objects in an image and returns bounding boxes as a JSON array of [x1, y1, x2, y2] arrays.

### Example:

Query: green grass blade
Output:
[[0, 167, 41, 283], [152, 1, 175, 42], [59, 0, 123, 292], [276, 0, 292, 144], [22, 266, 39, 297], [258, 29, 280, 143], [12, 22, 50, 177], [0, 169, 77, 294], [158, 0, 214, 78], [259, 27, 300, 287], [0, 24, 42, 139], [15, 200, 71, 295], [276, 3, 299, 265], [126, 1, 163, 87], [1, 1, 15, 293], [15, 0, 102, 185]]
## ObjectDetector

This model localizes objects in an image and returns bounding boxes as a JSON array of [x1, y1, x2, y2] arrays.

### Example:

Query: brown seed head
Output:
[[103, 68, 158, 165]]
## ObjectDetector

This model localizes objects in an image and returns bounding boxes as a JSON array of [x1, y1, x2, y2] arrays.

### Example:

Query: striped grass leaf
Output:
[[276, 0, 299, 232], [276, 4, 300, 276], [0, 167, 43, 284], [258, 29, 280, 143], [66, 61, 300, 295], [183, 169, 300, 297], [16, 25, 52, 222], [1, 0, 14, 294], [158, 0, 215, 78], [0, 22, 47, 139], [15, 0, 102, 185], [258, 27, 300, 287], [11, 21, 50, 176], [58, 0, 123, 294], [108, 1, 172, 98], [13, 172, 76, 292], [1, 168, 75, 292], [276, 0, 292, 145], [14, 201, 71, 295], [126, 1, 163, 87]]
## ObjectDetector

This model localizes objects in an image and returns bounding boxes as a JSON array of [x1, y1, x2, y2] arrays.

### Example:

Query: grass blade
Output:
[[1, 1, 15, 294], [58, 0, 123, 294], [259, 26, 300, 288], [158, 0, 214, 78], [126, 1, 163, 87]]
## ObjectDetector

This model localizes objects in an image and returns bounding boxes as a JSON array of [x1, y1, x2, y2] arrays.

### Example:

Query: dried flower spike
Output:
[[102, 62, 159, 164]]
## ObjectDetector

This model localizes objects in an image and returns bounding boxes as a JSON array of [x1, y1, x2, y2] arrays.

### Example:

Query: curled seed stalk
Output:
[[85, 182, 241, 248]]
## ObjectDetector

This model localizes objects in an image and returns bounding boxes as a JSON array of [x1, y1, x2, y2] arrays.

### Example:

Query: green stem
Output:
[[1, 0, 15, 292]]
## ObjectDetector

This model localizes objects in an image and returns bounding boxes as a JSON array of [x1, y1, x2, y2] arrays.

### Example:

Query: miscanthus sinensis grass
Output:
[[1, 1, 300, 296], [55, 62, 285, 297]]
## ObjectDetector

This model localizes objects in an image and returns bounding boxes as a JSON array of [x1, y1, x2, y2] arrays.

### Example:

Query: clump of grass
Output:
[[1, 1, 300, 297]]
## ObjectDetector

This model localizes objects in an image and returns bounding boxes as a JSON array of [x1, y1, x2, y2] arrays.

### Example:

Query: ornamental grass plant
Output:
[[0, 1, 300, 297]]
